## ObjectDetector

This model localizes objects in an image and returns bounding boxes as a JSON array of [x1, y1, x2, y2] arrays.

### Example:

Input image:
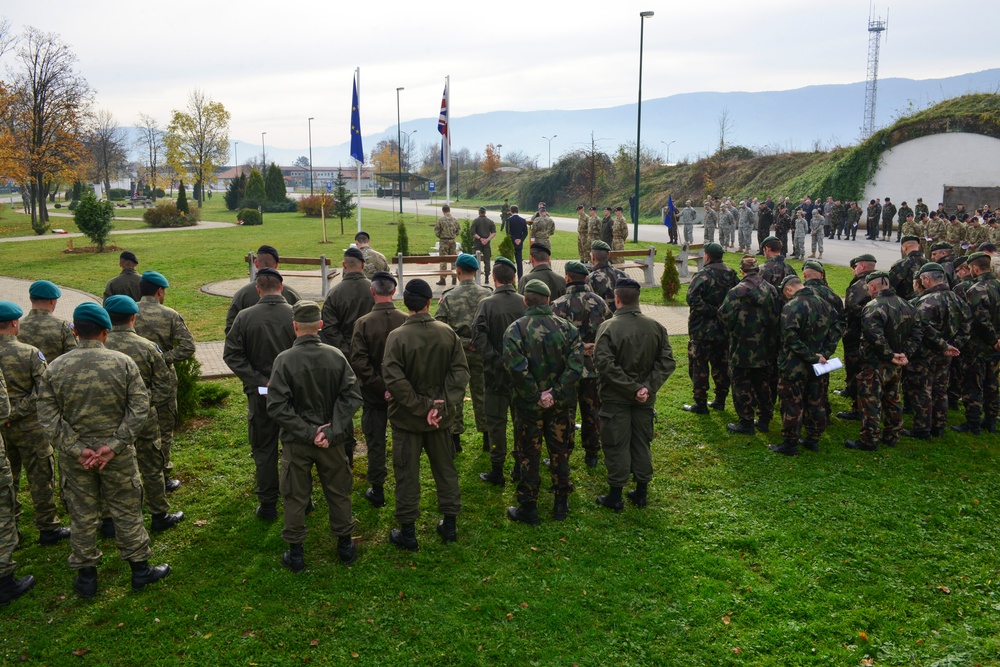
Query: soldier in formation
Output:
[[530, 205, 556, 249], [103, 250, 142, 301], [225, 245, 301, 335], [678, 200, 697, 245], [434, 205, 461, 285], [355, 231, 390, 279], [18, 280, 76, 361], [470, 208, 497, 282]]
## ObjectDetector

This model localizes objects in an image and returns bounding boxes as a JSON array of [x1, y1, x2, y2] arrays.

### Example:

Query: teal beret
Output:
[[0, 300, 24, 322], [918, 262, 944, 276], [704, 242, 724, 257], [494, 257, 516, 270], [103, 295, 139, 315], [565, 260, 589, 276], [456, 253, 479, 271], [29, 280, 61, 300], [73, 302, 113, 329], [523, 279, 551, 297], [591, 240, 611, 251], [141, 271, 169, 288]]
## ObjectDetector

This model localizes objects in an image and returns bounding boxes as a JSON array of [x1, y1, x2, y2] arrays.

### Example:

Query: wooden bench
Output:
[[609, 247, 657, 286], [246, 252, 340, 297], [394, 251, 484, 286], [675, 243, 705, 278]]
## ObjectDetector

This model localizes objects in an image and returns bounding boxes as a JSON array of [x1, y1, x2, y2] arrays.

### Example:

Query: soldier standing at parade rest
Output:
[[952, 252, 1000, 435], [683, 243, 738, 414], [600, 207, 614, 247], [773, 204, 792, 254], [586, 240, 626, 312], [895, 201, 914, 242], [678, 200, 697, 245], [355, 231, 390, 279], [756, 202, 774, 253], [434, 205, 461, 285], [889, 236, 927, 300], [0, 302, 71, 546], [350, 272, 407, 508], [103, 250, 142, 301], [575, 205, 590, 262], [587, 206, 601, 248], [612, 206, 629, 253], [504, 280, 584, 525], [880, 197, 897, 241], [594, 278, 675, 511], [518, 243, 567, 300], [720, 256, 781, 435], [36, 303, 170, 599], [223, 268, 296, 520], [703, 202, 719, 244], [473, 257, 527, 485], [17, 280, 76, 362], [267, 301, 363, 570], [383, 279, 469, 551], [500, 198, 510, 231], [768, 277, 840, 455], [791, 210, 808, 260], [760, 236, 798, 292], [470, 208, 498, 283], [134, 270, 195, 493], [846, 202, 861, 240], [0, 369, 36, 606], [225, 245, 302, 334], [844, 271, 922, 451], [506, 205, 529, 280], [435, 254, 493, 453], [837, 254, 878, 420], [551, 261, 612, 468], [530, 205, 556, 249]]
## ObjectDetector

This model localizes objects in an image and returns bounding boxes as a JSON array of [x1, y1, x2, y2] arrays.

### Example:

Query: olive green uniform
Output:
[[577, 212, 590, 262], [530, 213, 555, 249], [320, 273, 373, 356], [517, 263, 567, 300], [17, 309, 76, 362], [436, 280, 492, 442], [470, 216, 497, 279], [103, 269, 141, 302], [225, 282, 301, 335]]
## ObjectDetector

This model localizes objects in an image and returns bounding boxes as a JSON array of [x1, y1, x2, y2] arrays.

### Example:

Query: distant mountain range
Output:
[[230, 68, 1000, 168]]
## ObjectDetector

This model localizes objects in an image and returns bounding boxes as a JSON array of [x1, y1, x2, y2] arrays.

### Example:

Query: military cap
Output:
[[739, 256, 759, 272], [0, 300, 24, 322], [529, 242, 551, 256], [371, 270, 397, 286], [850, 253, 877, 268], [344, 247, 365, 262], [802, 260, 825, 273], [523, 279, 551, 297], [954, 256, 968, 268], [141, 271, 169, 288], [120, 250, 138, 263], [576, 205, 584, 211], [257, 244, 279, 261], [685, 200, 692, 205], [866, 270, 890, 284], [704, 242, 724, 257], [900, 235, 920, 245], [494, 257, 516, 270], [979, 242, 997, 253], [292, 301, 322, 323], [589, 206, 597, 211], [74, 302, 113, 330], [917, 262, 945, 276], [565, 260, 589, 276], [967, 251, 989, 263], [256, 267, 283, 282], [404, 279, 434, 300], [103, 295, 139, 315], [930, 241, 953, 252], [479, 207, 487, 213], [591, 240, 611, 251], [455, 253, 479, 271], [780, 275, 800, 290], [615, 277, 641, 290], [29, 280, 61, 300], [762, 235, 780, 246], [354, 231, 370, 242]]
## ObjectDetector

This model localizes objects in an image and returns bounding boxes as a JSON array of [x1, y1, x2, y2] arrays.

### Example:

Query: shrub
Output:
[[143, 202, 200, 228], [460, 220, 474, 255], [262, 199, 297, 213], [224, 173, 246, 211], [497, 233, 515, 261], [298, 194, 335, 218], [396, 219, 410, 256], [67, 199, 80, 211], [265, 163, 286, 203], [175, 357, 231, 423], [238, 208, 262, 226], [143, 186, 166, 199], [74, 190, 116, 251], [176, 181, 189, 214], [54, 203, 62, 209], [242, 168, 266, 210], [108, 188, 130, 200], [661, 249, 681, 300]]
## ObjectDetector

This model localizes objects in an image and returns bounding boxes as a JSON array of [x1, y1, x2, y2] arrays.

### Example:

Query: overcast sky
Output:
[[3, 0, 998, 154]]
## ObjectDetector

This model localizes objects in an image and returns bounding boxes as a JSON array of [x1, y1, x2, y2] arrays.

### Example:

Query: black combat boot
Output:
[[364, 485, 386, 508], [151, 511, 185, 532], [595, 487, 624, 513], [768, 440, 800, 456], [73, 566, 98, 599], [627, 482, 648, 508], [844, 439, 877, 452], [479, 465, 505, 487], [452, 433, 463, 453], [345, 441, 355, 467], [255, 502, 277, 521], [164, 479, 182, 492], [552, 496, 569, 521], [709, 398, 727, 411], [337, 536, 357, 565], [130, 560, 171, 591], [481, 431, 490, 453], [281, 544, 305, 572], [755, 419, 771, 433], [836, 410, 861, 421], [951, 421, 982, 436], [930, 427, 945, 438], [99, 517, 116, 539], [726, 421, 755, 436], [389, 523, 419, 552], [799, 439, 820, 452], [38, 527, 71, 546], [0, 573, 36, 606], [682, 403, 709, 414], [507, 502, 540, 525], [584, 453, 599, 468], [983, 418, 997, 434], [436, 515, 458, 543], [901, 428, 931, 441]]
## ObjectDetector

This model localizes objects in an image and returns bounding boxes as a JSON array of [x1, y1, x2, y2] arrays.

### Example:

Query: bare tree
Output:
[[717, 107, 737, 154], [136, 112, 163, 201], [0, 17, 15, 59], [87, 108, 129, 195]]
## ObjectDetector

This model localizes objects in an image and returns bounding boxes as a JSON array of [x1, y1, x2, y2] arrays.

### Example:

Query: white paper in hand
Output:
[[813, 357, 843, 376], [258, 386, 268, 395]]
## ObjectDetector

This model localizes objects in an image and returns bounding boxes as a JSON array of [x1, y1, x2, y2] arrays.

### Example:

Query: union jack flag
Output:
[[437, 80, 450, 168]]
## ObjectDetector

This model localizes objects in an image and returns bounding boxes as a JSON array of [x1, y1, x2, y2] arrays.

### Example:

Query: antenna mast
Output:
[[863, 8, 888, 139]]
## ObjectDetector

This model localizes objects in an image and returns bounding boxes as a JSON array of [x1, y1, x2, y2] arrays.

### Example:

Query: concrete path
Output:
[[0, 219, 234, 243]]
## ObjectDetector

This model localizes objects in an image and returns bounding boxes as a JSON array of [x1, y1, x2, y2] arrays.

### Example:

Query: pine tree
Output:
[[224, 172, 246, 211], [176, 181, 189, 214], [460, 220, 474, 255], [242, 168, 266, 209], [265, 163, 286, 203], [74, 189, 116, 252], [332, 170, 356, 235], [497, 233, 515, 261], [396, 219, 410, 256], [192, 179, 201, 204], [661, 249, 681, 300]]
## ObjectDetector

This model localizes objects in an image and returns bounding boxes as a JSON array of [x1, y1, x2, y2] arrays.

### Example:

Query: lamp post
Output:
[[542, 135, 557, 168], [396, 87, 404, 214], [234, 140, 239, 177], [633, 10, 654, 243], [308, 117, 315, 196], [661, 139, 675, 164], [259, 132, 267, 224]]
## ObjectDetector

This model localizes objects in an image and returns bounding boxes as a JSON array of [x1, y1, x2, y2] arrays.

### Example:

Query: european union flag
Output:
[[350, 78, 364, 162]]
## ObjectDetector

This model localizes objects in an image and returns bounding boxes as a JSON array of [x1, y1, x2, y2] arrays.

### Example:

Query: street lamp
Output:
[[308, 117, 315, 196], [542, 135, 557, 168], [396, 87, 404, 214], [234, 140, 239, 177], [661, 139, 675, 164], [261, 132, 267, 170], [633, 10, 654, 243]]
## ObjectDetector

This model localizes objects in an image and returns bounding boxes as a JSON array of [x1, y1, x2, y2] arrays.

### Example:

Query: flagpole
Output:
[[355, 67, 362, 232], [445, 75, 451, 205]]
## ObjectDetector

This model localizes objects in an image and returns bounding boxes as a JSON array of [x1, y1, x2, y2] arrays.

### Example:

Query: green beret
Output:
[[762, 235, 780, 246], [967, 251, 989, 263], [917, 262, 944, 276], [954, 256, 968, 268], [494, 257, 516, 270], [780, 275, 800, 290], [292, 301, 321, 323], [455, 253, 479, 271], [615, 278, 641, 290], [704, 242, 724, 257], [930, 241, 952, 252], [0, 300, 24, 322], [866, 270, 890, 284], [850, 253, 877, 268], [73, 302, 113, 330], [29, 280, 61, 300], [591, 240, 611, 251], [523, 279, 551, 297], [802, 260, 825, 273], [103, 295, 139, 315], [900, 235, 920, 245], [565, 260, 589, 276], [141, 271, 169, 288]]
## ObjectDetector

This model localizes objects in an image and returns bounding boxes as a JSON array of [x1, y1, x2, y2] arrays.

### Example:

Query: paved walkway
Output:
[[0, 219, 234, 243]]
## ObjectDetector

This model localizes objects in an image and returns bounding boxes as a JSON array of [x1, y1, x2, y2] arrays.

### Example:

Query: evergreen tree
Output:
[[661, 249, 680, 300], [395, 219, 410, 256], [224, 172, 246, 211], [74, 189, 116, 251], [242, 168, 266, 209], [497, 233, 515, 261], [192, 179, 201, 203], [460, 220, 474, 255], [265, 163, 286, 203], [176, 181, 189, 214], [331, 169, 356, 235]]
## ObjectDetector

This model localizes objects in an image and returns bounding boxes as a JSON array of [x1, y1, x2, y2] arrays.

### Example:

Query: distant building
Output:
[[216, 166, 375, 192]]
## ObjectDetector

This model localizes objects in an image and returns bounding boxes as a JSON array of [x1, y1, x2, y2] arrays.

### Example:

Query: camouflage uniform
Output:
[[678, 206, 697, 245], [1, 375, 21, 579], [809, 213, 825, 256], [895, 205, 913, 241], [761, 256, 798, 293], [587, 213, 601, 247], [552, 283, 612, 460], [773, 209, 792, 252], [945, 221, 967, 248], [881, 202, 897, 238], [962, 272, 1000, 429], [831, 202, 846, 238], [434, 213, 461, 274], [842, 270, 874, 409], [686, 260, 739, 407], [703, 207, 719, 243], [846, 205, 861, 241], [530, 212, 556, 249], [36, 341, 152, 569], [470, 215, 497, 279], [103, 269, 141, 302], [586, 262, 627, 313], [899, 218, 921, 241], [17, 309, 76, 362], [360, 246, 390, 279], [720, 207, 736, 248], [738, 206, 755, 252], [888, 250, 927, 300], [925, 217, 949, 251], [719, 272, 781, 428], [225, 282, 301, 335], [500, 202, 510, 231], [436, 279, 493, 440], [911, 284, 971, 434], [577, 212, 590, 262], [135, 296, 196, 483], [915, 202, 929, 220], [0, 334, 62, 532], [105, 325, 174, 516], [612, 213, 628, 252], [518, 263, 567, 300], [600, 212, 614, 246], [965, 223, 990, 252], [792, 215, 808, 259], [503, 305, 584, 508]]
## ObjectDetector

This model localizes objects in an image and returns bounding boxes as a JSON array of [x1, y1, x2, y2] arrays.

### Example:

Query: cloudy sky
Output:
[[3, 0, 998, 154]]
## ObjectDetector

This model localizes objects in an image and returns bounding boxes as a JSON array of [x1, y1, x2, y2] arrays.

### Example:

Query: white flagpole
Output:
[[445, 75, 451, 205], [355, 67, 362, 232]]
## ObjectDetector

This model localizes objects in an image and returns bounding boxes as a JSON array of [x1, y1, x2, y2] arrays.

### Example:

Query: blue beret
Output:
[[103, 295, 139, 315], [141, 271, 169, 288], [0, 300, 24, 322], [73, 302, 113, 330], [29, 280, 61, 300], [456, 253, 479, 271]]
